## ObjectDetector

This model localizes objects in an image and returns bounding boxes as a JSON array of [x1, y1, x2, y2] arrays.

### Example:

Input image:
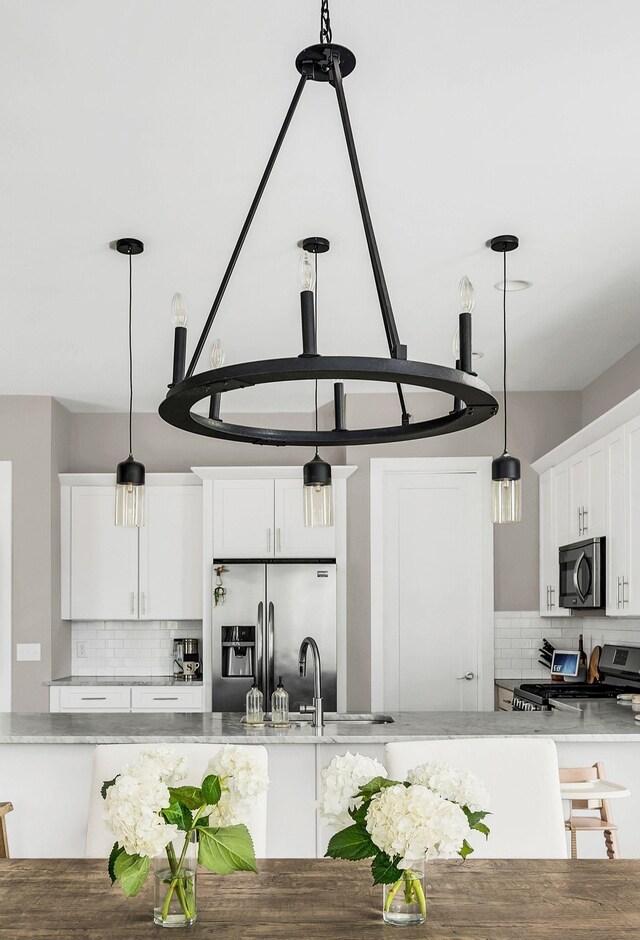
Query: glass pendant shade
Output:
[[298, 251, 315, 292], [303, 454, 333, 527], [458, 275, 475, 313], [171, 292, 188, 327], [491, 453, 521, 524], [115, 456, 145, 527]]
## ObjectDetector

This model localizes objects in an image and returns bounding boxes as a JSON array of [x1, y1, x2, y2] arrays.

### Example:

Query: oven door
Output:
[[558, 539, 603, 609]]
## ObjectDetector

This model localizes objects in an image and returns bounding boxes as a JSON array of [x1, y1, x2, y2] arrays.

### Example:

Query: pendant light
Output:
[[159, 0, 499, 447], [114, 237, 145, 527], [490, 235, 521, 525], [301, 239, 334, 527]]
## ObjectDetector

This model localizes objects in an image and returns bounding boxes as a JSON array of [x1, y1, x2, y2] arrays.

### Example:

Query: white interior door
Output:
[[371, 459, 493, 712]]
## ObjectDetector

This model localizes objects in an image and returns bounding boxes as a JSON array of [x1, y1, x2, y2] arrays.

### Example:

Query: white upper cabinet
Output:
[[61, 476, 203, 621], [605, 426, 627, 615], [538, 465, 571, 617], [568, 440, 606, 541], [274, 479, 336, 558], [66, 486, 139, 620], [212, 479, 275, 558], [212, 478, 337, 559], [139, 486, 203, 620], [624, 415, 640, 615]]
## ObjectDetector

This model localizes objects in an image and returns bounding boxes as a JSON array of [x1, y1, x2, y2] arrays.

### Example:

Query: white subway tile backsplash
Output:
[[70, 620, 203, 677]]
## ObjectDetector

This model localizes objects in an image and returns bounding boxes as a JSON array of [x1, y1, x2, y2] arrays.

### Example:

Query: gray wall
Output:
[[581, 341, 640, 427], [343, 390, 582, 710], [0, 397, 57, 712]]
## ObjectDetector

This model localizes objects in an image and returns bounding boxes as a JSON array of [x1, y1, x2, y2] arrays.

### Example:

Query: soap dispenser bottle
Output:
[[271, 676, 290, 727], [245, 681, 264, 727]]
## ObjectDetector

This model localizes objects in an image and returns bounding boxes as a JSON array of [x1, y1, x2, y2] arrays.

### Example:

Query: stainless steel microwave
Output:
[[558, 537, 605, 609]]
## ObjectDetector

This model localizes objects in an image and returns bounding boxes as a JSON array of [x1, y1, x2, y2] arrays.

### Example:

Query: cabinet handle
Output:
[[152, 697, 178, 701], [623, 577, 629, 607], [266, 528, 272, 552], [549, 586, 555, 609], [617, 576, 622, 609], [81, 696, 107, 701], [546, 585, 549, 610], [276, 528, 281, 553], [582, 506, 588, 534], [141, 592, 147, 615], [130, 592, 135, 615], [578, 507, 582, 536]]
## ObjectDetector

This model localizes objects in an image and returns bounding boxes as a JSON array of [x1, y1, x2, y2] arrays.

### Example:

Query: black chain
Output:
[[320, 0, 332, 44]]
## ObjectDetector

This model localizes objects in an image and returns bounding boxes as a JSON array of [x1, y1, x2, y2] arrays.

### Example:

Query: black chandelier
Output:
[[159, 1, 499, 447]]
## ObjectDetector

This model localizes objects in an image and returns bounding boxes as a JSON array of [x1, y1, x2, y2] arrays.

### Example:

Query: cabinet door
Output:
[[548, 463, 571, 617], [274, 479, 336, 558], [69, 486, 138, 619], [213, 480, 275, 558], [568, 450, 588, 540], [625, 416, 640, 614], [605, 426, 627, 615], [539, 470, 554, 615], [585, 439, 606, 538], [139, 486, 203, 620]]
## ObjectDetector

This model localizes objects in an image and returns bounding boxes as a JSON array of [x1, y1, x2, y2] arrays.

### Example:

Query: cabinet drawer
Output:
[[131, 687, 204, 711], [59, 686, 132, 710], [495, 686, 513, 711]]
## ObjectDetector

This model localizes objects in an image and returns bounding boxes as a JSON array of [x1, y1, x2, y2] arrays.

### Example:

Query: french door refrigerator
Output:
[[212, 561, 337, 712]]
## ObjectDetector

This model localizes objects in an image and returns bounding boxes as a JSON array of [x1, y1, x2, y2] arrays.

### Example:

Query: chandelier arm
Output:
[[330, 52, 410, 426], [185, 74, 308, 379]]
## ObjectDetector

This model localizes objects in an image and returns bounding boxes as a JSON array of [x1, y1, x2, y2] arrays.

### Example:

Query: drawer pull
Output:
[[152, 696, 179, 701], [81, 696, 107, 701]]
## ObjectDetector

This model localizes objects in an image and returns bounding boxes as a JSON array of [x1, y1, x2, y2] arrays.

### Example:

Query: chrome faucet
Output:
[[298, 636, 323, 728]]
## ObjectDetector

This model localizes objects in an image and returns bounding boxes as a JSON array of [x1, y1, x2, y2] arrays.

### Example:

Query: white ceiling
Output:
[[2, 0, 640, 414]]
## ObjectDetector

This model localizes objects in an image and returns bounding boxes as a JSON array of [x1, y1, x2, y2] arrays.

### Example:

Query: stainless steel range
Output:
[[512, 643, 640, 711]]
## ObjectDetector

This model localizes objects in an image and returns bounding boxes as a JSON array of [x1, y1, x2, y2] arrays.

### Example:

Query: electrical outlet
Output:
[[77, 642, 87, 658], [16, 643, 41, 661]]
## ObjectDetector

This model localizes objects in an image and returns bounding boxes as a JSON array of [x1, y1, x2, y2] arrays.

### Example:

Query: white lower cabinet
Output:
[[50, 685, 204, 713], [538, 464, 571, 617]]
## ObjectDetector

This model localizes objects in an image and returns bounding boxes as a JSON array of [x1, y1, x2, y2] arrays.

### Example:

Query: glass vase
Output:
[[153, 833, 198, 928], [382, 860, 427, 927]]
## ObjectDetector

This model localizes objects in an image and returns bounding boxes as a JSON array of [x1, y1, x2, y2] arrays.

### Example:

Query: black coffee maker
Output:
[[173, 637, 201, 681]]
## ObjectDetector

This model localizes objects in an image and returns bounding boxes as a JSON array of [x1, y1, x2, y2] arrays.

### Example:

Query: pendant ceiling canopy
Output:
[[158, 1, 499, 447]]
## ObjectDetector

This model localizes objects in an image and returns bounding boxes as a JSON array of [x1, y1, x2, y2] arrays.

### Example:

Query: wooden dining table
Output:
[[0, 857, 638, 939]]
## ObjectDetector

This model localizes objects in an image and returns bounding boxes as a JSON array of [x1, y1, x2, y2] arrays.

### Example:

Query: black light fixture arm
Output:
[[185, 74, 308, 379]]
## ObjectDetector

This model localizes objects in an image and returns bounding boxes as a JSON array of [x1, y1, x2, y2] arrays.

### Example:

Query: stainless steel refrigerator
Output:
[[212, 561, 337, 712]]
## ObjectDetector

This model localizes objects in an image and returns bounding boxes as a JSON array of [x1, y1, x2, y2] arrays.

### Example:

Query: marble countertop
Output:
[[2, 701, 640, 743], [46, 676, 203, 687], [494, 678, 522, 692]]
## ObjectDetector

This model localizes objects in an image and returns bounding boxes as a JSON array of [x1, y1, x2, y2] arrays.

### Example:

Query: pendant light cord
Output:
[[320, 0, 332, 44], [502, 248, 508, 456], [314, 251, 319, 454], [128, 250, 134, 457]]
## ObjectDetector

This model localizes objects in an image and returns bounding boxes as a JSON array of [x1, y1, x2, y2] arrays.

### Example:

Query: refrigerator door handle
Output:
[[267, 601, 275, 704], [256, 601, 265, 695]]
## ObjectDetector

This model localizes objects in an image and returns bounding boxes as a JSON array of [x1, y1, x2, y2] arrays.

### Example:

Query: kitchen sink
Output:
[[242, 712, 394, 725]]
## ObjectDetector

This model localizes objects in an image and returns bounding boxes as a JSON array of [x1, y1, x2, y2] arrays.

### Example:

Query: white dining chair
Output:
[[85, 744, 268, 858], [385, 738, 567, 858]]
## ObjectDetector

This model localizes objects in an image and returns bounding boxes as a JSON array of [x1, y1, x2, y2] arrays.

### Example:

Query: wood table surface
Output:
[[1, 857, 638, 939]]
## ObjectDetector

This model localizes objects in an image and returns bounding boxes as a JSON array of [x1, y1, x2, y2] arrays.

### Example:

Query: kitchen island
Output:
[[1, 706, 639, 859]]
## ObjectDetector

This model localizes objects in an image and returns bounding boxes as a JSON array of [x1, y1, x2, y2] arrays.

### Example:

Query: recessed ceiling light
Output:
[[493, 279, 532, 291]]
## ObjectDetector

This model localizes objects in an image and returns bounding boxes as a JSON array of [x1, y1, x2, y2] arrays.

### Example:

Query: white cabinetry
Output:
[[61, 475, 202, 620], [50, 684, 204, 713], [539, 465, 571, 617], [213, 477, 336, 559], [605, 426, 628, 615], [568, 441, 606, 541]]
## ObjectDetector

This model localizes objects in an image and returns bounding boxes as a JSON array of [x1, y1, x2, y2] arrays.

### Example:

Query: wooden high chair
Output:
[[559, 763, 629, 859], [0, 803, 13, 859]]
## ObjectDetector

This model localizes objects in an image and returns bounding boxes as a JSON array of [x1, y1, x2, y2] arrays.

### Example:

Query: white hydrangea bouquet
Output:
[[318, 753, 490, 924], [102, 745, 268, 926]]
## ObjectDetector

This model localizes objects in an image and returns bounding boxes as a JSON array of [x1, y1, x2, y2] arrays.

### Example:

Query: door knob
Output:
[[457, 671, 475, 680]]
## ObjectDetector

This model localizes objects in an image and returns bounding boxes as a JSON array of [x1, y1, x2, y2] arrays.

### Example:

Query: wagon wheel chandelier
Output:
[[158, 0, 499, 448]]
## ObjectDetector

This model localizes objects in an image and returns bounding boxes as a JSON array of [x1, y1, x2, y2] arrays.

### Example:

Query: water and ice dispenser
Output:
[[221, 625, 255, 679]]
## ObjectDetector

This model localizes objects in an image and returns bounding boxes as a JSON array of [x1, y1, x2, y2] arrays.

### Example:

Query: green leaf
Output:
[[201, 774, 222, 806], [464, 808, 490, 827], [325, 824, 377, 862], [357, 777, 401, 800], [162, 799, 193, 832], [194, 815, 210, 829], [198, 824, 258, 875], [348, 802, 369, 826], [101, 776, 119, 800], [168, 785, 204, 811], [113, 851, 150, 897], [371, 852, 403, 885], [107, 842, 125, 885], [458, 839, 474, 859], [473, 822, 490, 839]]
